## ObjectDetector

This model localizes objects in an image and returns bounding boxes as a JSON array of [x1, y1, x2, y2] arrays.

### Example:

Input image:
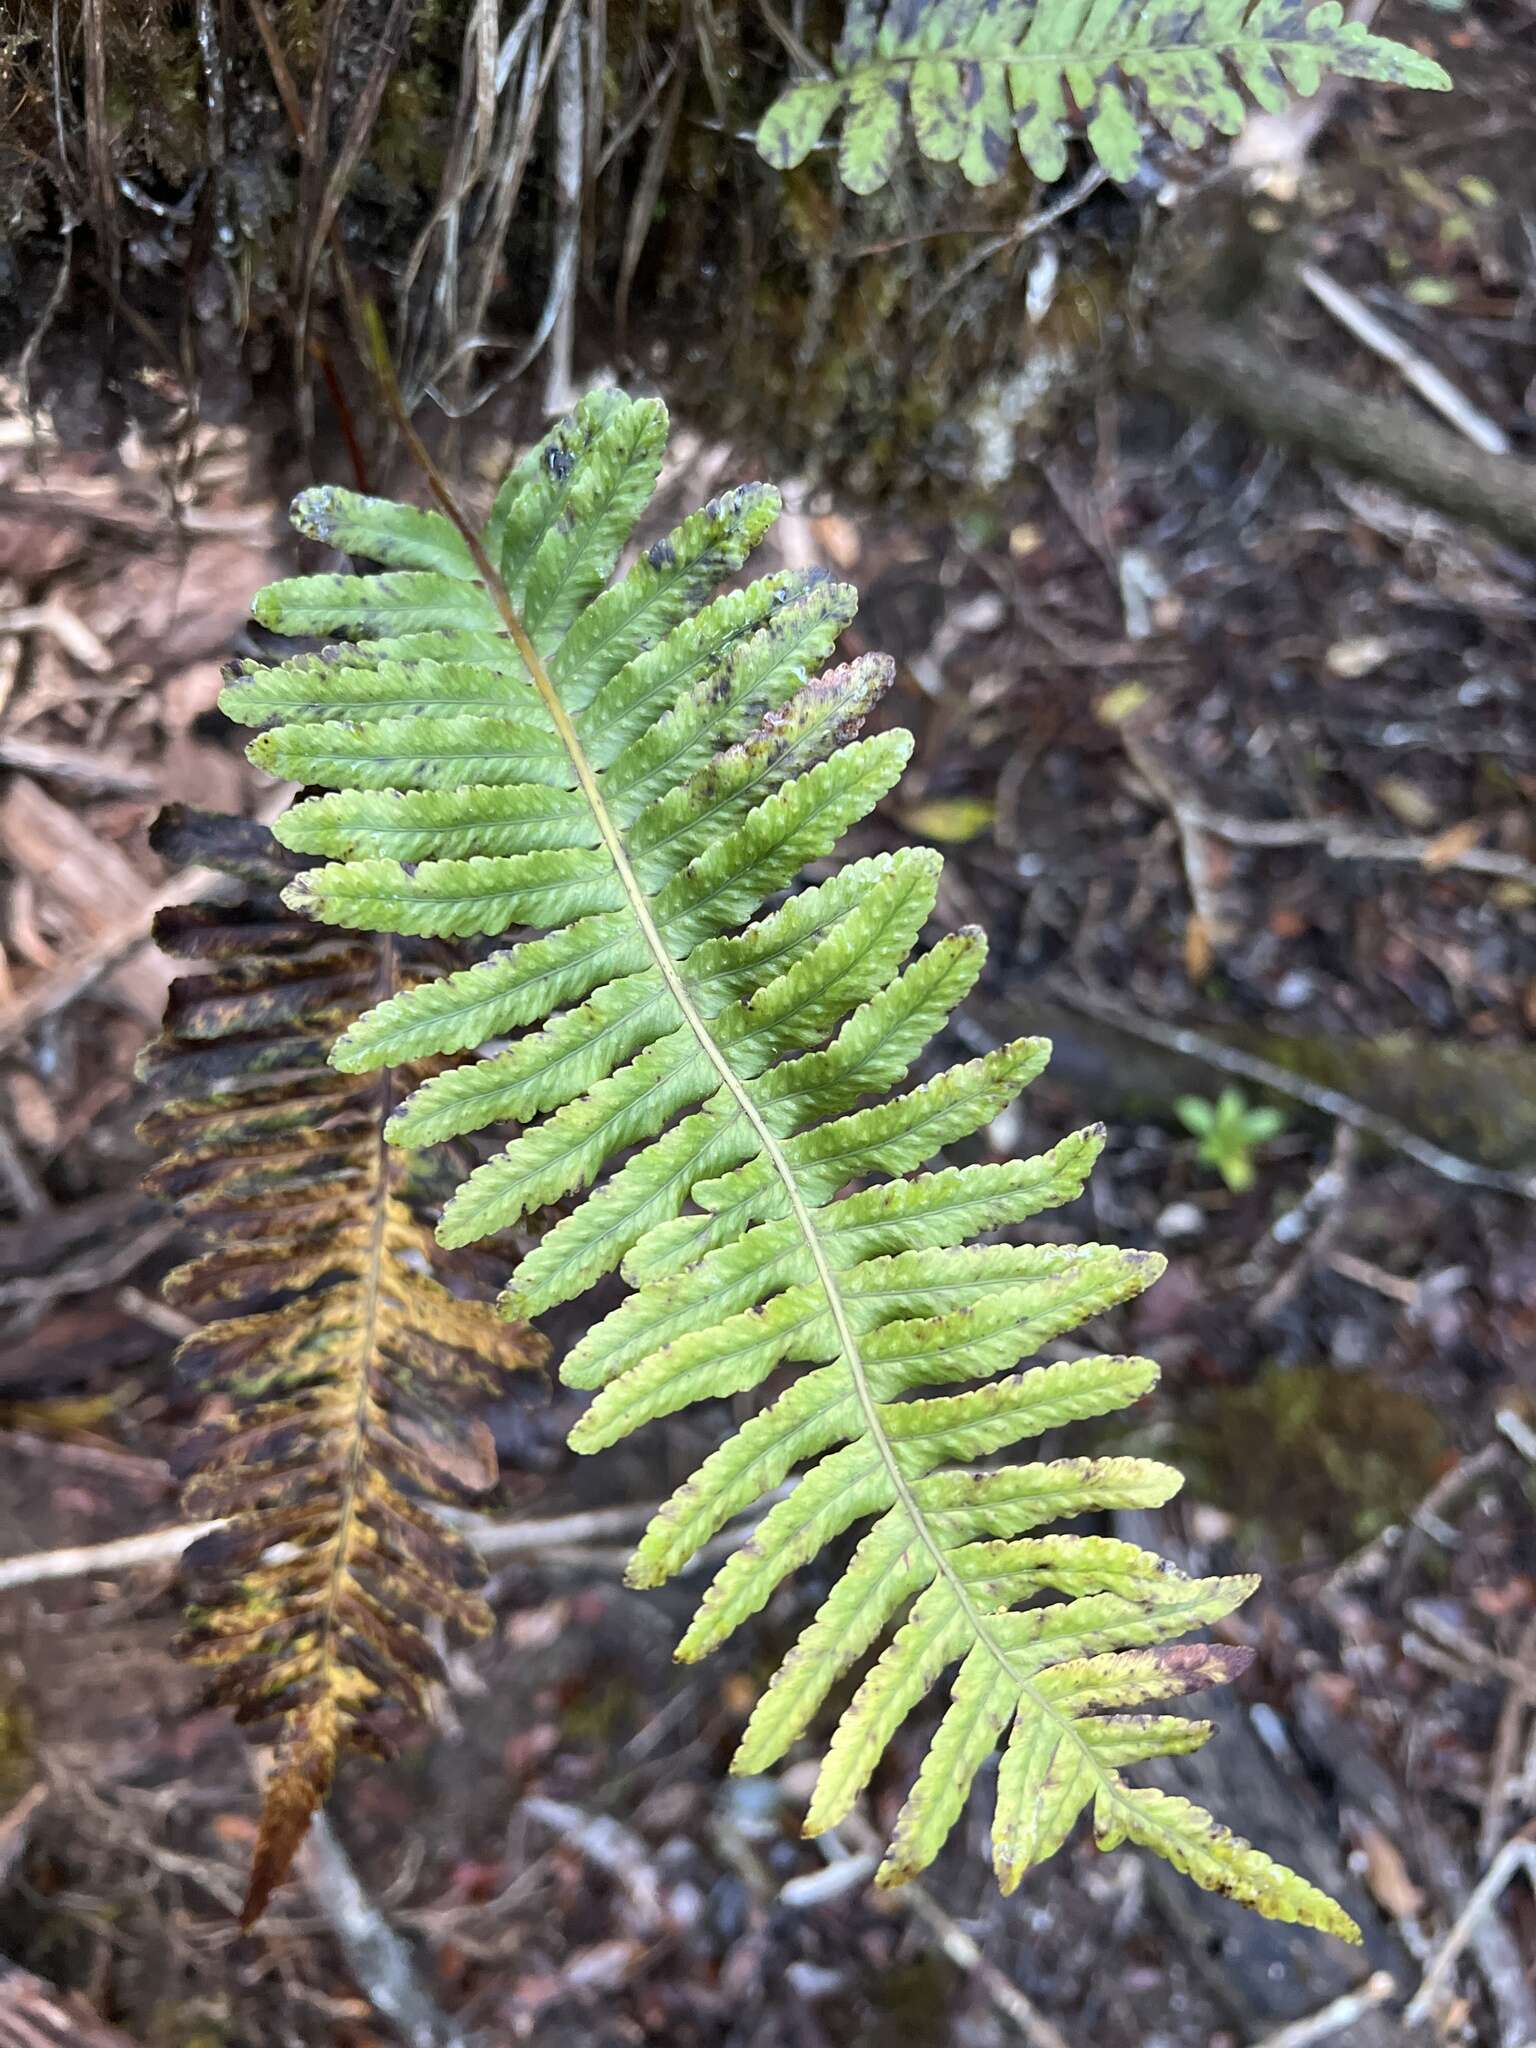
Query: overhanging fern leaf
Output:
[[224, 394, 1359, 1938], [756, 0, 1449, 193], [139, 807, 546, 1926]]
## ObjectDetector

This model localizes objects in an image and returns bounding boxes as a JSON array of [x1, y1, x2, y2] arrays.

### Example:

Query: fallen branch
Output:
[[1180, 800, 1536, 891], [0, 1498, 666, 1594], [1053, 980, 1536, 1200], [1139, 314, 1536, 558]]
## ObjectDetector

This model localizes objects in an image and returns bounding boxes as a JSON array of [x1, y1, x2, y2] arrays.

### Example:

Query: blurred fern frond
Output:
[[757, 0, 1449, 193]]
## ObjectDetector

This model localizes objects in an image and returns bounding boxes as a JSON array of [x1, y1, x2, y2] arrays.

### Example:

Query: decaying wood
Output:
[[1140, 315, 1536, 558]]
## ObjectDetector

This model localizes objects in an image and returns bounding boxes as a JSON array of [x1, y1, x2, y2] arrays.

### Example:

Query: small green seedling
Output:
[[1175, 1087, 1287, 1193]]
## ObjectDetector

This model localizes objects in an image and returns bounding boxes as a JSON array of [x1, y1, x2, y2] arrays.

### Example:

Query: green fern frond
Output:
[[756, 0, 1449, 194], [224, 397, 1357, 1939], [138, 807, 546, 1926]]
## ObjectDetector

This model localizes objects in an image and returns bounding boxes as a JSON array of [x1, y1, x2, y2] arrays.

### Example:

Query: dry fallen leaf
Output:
[[0, 778, 171, 1021], [898, 795, 996, 844], [810, 513, 862, 571], [1184, 912, 1214, 984], [1421, 818, 1486, 869], [1375, 775, 1441, 831], [1325, 635, 1395, 679], [1356, 1820, 1425, 1919]]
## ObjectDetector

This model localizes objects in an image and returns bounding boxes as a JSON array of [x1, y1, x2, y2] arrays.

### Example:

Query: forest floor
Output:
[[1, 27, 1536, 2048]]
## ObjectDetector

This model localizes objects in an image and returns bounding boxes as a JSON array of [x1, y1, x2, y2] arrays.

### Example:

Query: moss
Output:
[[1177, 1363, 1449, 1561], [369, 71, 451, 195], [0, 1686, 35, 1810], [862, 1952, 957, 2048]]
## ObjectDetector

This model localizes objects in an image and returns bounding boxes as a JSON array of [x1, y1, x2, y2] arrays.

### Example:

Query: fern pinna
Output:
[[139, 807, 546, 1925], [757, 0, 1448, 194], [219, 389, 1355, 1936]]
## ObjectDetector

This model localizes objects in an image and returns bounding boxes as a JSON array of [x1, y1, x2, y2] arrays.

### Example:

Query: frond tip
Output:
[[224, 389, 1359, 1939], [139, 808, 546, 1926], [756, 0, 1450, 193]]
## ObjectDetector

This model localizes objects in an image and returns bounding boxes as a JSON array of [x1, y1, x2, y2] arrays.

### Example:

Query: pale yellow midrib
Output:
[[310, 937, 395, 1712]]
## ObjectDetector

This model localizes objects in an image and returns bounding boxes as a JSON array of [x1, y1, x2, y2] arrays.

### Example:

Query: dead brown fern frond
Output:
[[137, 805, 547, 1926]]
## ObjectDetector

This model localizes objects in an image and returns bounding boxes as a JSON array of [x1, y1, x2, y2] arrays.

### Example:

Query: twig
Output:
[[0, 1957, 140, 2047], [542, 10, 583, 414], [522, 1796, 669, 1933], [1053, 980, 1536, 1200], [1495, 1408, 1536, 1464], [296, 1809, 471, 2048], [615, 63, 685, 351], [0, 1210, 180, 1321], [1320, 1439, 1505, 1600], [0, 601, 112, 672], [1178, 800, 1536, 891], [1299, 262, 1511, 457], [912, 163, 1108, 314], [1120, 718, 1238, 956], [822, 1812, 1074, 2048], [1248, 1123, 1359, 1323], [1247, 1970, 1397, 2048], [0, 1498, 672, 1594], [0, 1520, 218, 1591], [757, 0, 827, 77], [0, 484, 271, 539], [1324, 1249, 1421, 1307], [0, 1784, 49, 1891], [0, 1116, 49, 1219], [1482, 1616, 1536, 1860], [1404, 1830, 1536, 2028], [0, 735, 155, 796]]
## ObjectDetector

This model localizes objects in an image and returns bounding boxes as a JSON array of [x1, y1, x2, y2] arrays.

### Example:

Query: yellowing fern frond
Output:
[[139, 807, 546, 1925], [757, 0, 1449, 193], [218, 391, 1358, 1938]]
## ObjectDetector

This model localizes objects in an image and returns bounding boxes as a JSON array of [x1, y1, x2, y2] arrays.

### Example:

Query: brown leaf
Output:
[[1356, 1820, 1425, 1918], [1421, 818, 1486, 869], [144, 809, 548, 1924]]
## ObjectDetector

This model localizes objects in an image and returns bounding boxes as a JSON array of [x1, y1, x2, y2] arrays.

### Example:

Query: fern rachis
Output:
[[219, 391, 1358, 1936]]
